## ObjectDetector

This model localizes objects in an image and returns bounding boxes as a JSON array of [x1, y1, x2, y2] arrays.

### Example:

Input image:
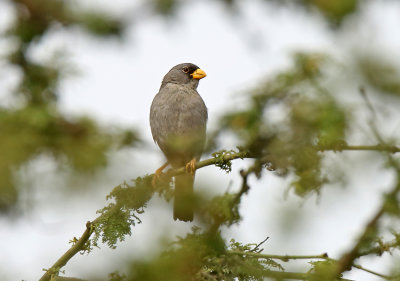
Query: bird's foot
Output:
[[185, 158, 197, 175], [152, 162, 169, 187]]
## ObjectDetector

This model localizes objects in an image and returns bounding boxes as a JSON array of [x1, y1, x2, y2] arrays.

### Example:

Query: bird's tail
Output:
[[174, 173, 195, 222]]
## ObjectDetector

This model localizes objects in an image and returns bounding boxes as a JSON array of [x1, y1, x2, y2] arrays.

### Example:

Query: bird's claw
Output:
[[185, 158, 197, 174], [152, 162, 168, 187]]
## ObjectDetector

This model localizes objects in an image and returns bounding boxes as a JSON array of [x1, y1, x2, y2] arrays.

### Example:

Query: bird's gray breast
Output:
[[150, 83, 208, 165]]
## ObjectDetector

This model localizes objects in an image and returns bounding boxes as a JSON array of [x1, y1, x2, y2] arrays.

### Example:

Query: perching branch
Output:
[[38, 151, 248, 281], [38, 144, 399, 281], [163, 144, 400, 179]]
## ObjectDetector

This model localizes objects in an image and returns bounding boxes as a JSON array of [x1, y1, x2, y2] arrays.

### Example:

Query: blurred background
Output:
[[1, 0, 400, 280]]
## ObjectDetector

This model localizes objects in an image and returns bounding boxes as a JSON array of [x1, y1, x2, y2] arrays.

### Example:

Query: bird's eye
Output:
[[182, 66, 189, 73]]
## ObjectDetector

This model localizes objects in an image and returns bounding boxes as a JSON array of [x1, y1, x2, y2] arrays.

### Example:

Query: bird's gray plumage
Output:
[[150, 63, 208, 221]]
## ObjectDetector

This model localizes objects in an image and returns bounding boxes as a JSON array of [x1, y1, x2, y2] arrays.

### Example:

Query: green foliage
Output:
[[357, 54, 400, 97], [288, 95, 345, 195], [7, 0, 123, 40], [4, 1, 400, 281], [0, 105, 138, 210], [220, 53, 347, 196], [358, 231, 400, 257], [229, 239, 284, 276], [125, 230, 284, 281], [153, 0, 360, 25], [92, 203, 135, 250], [8, 0, 68, 43], [16, 61, 61, 104], [90, 170, 247, 252], [109, 272, 127, 281], [91, 176, 154, 249], [383, 191, 400, 216], [201, 193, 241, 226], [211, 149, 237, 173], [126, 229, 223, 281], [0, 0, 136, 212], [77, 12, 123, 37], [308, 260, 339, 281], [304, 0, 358, 26], [152, 0, 177, 15]]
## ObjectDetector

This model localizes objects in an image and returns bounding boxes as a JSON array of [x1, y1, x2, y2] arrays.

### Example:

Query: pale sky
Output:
[[1, 1, 400, 280]]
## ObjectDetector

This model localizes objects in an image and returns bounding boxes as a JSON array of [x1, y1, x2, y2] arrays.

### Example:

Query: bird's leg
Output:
[[152, 162, 169, 187], [185, 158, 197, 175]]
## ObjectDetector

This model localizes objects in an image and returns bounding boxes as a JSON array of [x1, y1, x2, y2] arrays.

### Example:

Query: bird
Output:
[[150, 63, 208, 221]]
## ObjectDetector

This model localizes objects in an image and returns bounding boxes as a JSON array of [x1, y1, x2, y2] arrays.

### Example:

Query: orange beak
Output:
[[191, 68, 207, 79]]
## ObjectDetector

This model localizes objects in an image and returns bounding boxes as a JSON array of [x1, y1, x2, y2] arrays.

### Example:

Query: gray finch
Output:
[[150, 63, 207, 221]]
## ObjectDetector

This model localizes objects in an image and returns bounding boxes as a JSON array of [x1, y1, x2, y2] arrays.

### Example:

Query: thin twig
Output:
[[229, 250, 329, 261], [229, 251, 390, 279], [319, 144, 400, 154], [352, 263, 391, 279], [250, 237, 270, 252], [261, 269, 353, 281]]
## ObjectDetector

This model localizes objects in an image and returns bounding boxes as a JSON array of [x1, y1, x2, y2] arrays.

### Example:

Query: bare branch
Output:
[[39, 222, 93, 281]]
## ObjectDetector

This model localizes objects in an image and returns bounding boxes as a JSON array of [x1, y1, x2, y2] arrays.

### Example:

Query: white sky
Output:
[[1, 0, 400, 280]]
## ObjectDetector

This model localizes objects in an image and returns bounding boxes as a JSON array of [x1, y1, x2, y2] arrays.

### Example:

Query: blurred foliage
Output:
[[152, 0, 177, 15], [9, 0, 123, 43], [108, 272, 127, 281], [308, 260, 340, 281], [124, 230, 285, 281], [89, 154, 247, 252], [0, 0, 135, 211], [2, 0, 400, 281], [220, 53, 347, 196], [357, 54, 400, 96], [91, 176, 154, 250], [200, 192, 241, 226], [151, 0, 358, 25], [0, 106, 125, 209], [301, 0, 358, 26]]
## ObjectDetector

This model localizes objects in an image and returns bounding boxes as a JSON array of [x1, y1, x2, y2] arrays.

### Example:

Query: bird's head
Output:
[[161, 63, 206, 89]]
